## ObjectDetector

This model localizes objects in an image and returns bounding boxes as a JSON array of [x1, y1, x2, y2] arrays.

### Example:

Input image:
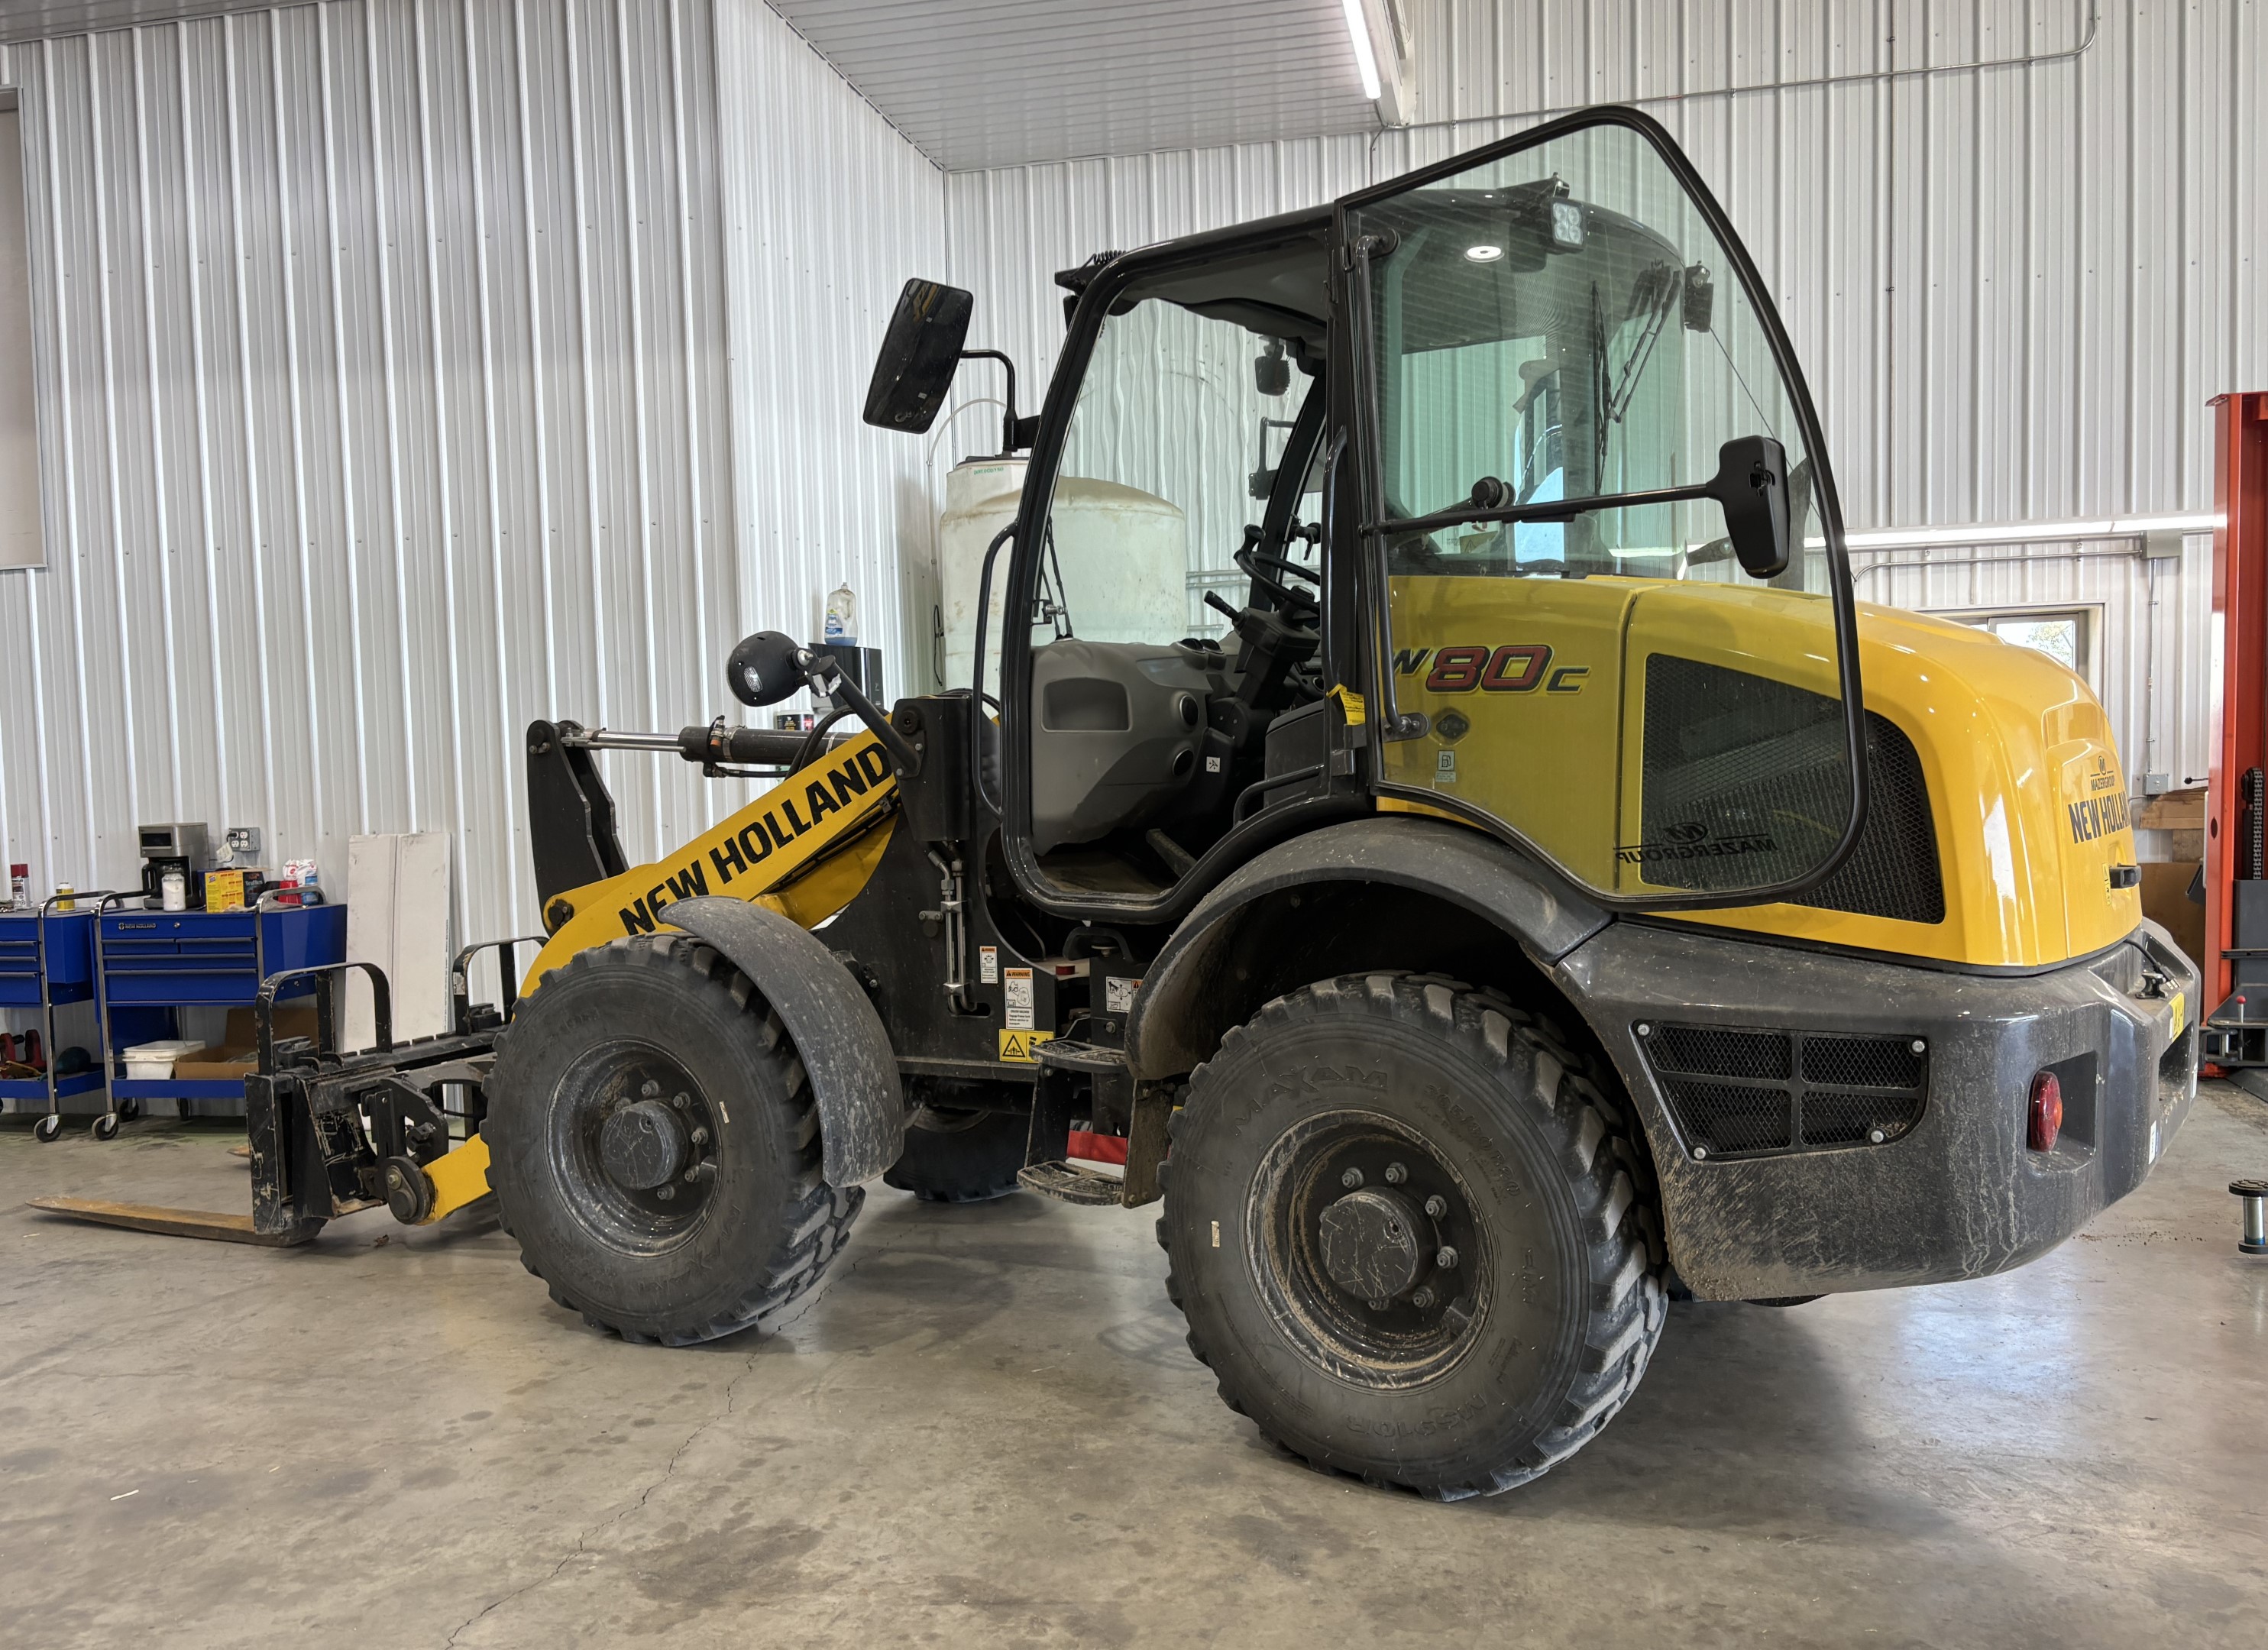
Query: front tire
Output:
[[484, 935, 861, 1345], [1160, 972, 1665, 1499]]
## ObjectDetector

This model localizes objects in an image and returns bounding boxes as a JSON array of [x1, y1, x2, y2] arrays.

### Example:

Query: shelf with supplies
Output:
[[0, 906, 106, 1105]]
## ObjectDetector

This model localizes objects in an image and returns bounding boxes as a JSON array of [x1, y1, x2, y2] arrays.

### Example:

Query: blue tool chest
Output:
[[99, 906, 346, 1006]]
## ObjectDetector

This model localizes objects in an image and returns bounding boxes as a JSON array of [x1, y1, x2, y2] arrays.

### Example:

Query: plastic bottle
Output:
[[54, 883, 74, 912], [7, 863, 25, 910], [823, 583, 858, 651]]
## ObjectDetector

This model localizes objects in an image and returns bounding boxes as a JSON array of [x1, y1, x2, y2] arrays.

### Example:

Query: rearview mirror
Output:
[[861, 279, 974, 435], [726, 631, 809, 707], [1707, 435, 1791, 580]]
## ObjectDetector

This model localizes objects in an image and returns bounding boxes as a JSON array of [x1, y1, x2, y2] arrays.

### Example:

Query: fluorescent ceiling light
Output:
[[1341, 0, 1382, 100]]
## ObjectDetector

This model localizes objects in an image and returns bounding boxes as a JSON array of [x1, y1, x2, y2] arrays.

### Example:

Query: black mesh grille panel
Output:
[[1648, 1024, 1791, 1080], [1801, 1035, 1924, 1089], [1794, 714, 1946, 924], [1661, 1079, 1793, 1154], [1638, 655, 1945, 924], [1641, 1022, 1930, 1160], [1800, 1089, 1926, 1147]]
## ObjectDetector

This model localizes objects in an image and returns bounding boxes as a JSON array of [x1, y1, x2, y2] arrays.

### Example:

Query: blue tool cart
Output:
[[1, 898, 108, 1136], [83, 903, 347, 1138]]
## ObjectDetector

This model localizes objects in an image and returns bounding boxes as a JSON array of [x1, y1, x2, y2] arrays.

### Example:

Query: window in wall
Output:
[[1934, 606, 2096, 684], [0, 90, 43, 571]]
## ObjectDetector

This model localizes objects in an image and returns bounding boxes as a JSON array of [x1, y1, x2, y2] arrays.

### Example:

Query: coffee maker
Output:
[[137, 822, 213, 910]]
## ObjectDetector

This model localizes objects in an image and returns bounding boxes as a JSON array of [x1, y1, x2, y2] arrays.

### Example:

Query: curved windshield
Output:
[[1351, 120, 1860, 906]]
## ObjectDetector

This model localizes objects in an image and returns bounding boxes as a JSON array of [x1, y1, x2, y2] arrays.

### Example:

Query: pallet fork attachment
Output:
[[28, 939, 539, 1247]]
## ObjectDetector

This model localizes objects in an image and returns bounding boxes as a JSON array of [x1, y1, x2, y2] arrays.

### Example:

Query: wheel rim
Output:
[[1244, 1108, 1493, 1391], [546, 1040, 723, 1256]]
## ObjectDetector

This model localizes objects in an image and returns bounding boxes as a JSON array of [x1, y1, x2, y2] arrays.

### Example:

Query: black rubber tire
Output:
[[33, 1114, 62, 1143], [1159, 972, 1667, 1500], [484, 934, 862, 1346], [883, 1081, 1028, 1203]]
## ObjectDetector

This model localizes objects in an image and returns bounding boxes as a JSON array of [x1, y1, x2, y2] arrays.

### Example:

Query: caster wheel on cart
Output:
[[116, 1097, 141, 1122], [91, 1113, 121, 1141], [33, 1115, 63, 1143]]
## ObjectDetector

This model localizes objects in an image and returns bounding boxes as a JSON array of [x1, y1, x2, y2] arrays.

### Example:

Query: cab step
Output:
[[1031, 1037, 1127, 1074], [1016, 1160, 1125, 1205]]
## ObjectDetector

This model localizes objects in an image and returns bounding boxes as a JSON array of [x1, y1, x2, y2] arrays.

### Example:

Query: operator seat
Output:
[[1029, 638, 1214, 853]]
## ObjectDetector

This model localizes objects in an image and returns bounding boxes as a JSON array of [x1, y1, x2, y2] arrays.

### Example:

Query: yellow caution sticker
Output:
[[998, 1029, 1056, 1064], [2169, 991, 2186, 1040]]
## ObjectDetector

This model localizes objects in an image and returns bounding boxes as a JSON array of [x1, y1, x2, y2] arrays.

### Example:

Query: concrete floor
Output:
[[2, 1086, 2263, 1649]]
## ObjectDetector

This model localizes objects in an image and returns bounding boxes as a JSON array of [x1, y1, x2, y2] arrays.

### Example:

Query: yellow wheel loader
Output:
[[44, 109, 2198, 1500]]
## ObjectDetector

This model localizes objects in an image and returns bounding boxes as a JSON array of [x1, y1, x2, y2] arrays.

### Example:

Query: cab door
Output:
[[1333, 108, 1870, 908]]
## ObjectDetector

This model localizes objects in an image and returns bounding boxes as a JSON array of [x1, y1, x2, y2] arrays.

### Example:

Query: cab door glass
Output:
[[1027, 298, 1321, 878], [1350, 121, 1859, 903]]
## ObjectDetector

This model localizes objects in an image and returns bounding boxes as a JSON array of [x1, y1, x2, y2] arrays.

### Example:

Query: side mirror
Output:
[[726, 630, 809, 707], [861, 279, 974, 435], [1707, 435, 1791, 580]]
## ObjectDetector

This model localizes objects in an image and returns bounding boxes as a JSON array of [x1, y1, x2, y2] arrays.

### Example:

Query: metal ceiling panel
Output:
[[765, 0, 1385, 170]]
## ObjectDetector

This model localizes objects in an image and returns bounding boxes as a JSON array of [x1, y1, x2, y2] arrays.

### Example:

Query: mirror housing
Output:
[[1254, 341, 1290, 397], [862, 279, 974, 435], [1707, 435, 1791, 580], [726, 630, 809, 707]]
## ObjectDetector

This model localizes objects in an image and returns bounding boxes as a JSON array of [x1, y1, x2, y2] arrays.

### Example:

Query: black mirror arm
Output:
[[800, 649, 923, 777], [958, 348, 1024, 455]]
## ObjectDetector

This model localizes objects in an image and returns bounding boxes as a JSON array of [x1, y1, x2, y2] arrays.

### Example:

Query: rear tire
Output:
[[884, 1080, 1028, 1203], [1159, 972, 1666, 1499], [484, 935, 861, 1345]]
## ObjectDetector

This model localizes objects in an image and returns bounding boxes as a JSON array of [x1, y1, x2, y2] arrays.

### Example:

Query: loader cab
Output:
[[872, 108, 1873, 926]]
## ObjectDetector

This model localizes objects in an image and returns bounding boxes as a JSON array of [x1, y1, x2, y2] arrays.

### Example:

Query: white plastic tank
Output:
[[937, 457, 1187, 695]]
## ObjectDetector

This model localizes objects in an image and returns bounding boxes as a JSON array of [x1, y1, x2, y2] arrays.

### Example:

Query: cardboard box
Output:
[[204, 869, 254, 912], [173, 1005, 319, 1079], [2140, 862, 2206, 974]]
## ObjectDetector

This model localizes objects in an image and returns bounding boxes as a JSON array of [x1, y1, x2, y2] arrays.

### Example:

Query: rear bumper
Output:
[[1558, 919, 2200, 1300]]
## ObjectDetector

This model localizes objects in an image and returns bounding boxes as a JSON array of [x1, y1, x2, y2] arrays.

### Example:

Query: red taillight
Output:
[[2027, 1070, 2063, 1151]]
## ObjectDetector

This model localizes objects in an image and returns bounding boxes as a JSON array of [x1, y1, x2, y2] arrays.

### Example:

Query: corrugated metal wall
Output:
[[0, 0, 943, 953], [943, 0, 2261, 786], [712, 0, 945, 726]]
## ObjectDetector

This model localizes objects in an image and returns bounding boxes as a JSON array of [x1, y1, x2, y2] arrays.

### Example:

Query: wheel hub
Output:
[[1318, 1186, 1427, 1302], [600, 1098, 689, 1191]]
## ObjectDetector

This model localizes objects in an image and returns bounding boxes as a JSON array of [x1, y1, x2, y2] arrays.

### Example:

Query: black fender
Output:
[[666, 895, 904, 1187], [1125, 816, 1611, 1079]]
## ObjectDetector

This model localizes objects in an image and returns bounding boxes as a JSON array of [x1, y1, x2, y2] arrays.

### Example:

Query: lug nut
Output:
[[641, 1079, 661, 1098], [1423, 1194, 1448, 1218], [1435, 1246, 1459, 1271], [684, 1162, 715, 1185], [1411, 1286, 1436, 1309], [671, 1092, 690, 1111], [1383, 1161, 1408, 1185], [690, 1126, 710, 1146], [657, 1185, 677, 1201], [383, 1166, 404, 1191], [1366, 1297, 1390, 1312], [1341, 1167, 1364, 1189]]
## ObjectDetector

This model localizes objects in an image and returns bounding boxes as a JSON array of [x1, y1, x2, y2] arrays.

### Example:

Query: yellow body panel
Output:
[[418, 1133, 493, 1225], [1386, 577, 2139, 969], [521, 731, 900, 997]]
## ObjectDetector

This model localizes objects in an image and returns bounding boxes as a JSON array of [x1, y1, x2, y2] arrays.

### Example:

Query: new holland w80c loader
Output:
[[57, 110, 2198, 1500]]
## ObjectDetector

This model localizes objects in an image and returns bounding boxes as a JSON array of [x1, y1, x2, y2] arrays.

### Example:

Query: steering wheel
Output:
[[1232, 524, 1319, 613]]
